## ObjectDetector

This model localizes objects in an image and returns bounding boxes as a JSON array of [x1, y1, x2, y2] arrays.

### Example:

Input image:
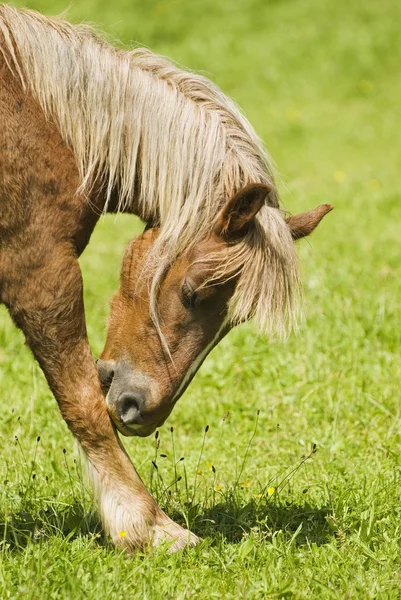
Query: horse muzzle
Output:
[[97, 359, 164, 437]]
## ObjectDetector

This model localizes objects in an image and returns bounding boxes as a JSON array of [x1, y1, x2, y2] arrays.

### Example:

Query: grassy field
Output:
[[1, 0, 400, 597]]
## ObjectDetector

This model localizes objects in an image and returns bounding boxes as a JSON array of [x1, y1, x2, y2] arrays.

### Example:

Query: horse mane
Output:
[[0, 4, 301, 338]]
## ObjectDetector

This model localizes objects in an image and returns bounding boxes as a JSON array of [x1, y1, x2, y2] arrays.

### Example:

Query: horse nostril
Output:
[[97, 359, 115, 392], [118, 393, 145, 426]]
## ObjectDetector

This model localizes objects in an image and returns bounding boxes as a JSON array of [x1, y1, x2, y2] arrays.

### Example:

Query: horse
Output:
[[0, 5, 332, 551]]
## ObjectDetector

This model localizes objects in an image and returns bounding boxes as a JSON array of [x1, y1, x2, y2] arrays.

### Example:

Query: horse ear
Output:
[[213, 183, 273, 238], [287, 204, 333, 240]]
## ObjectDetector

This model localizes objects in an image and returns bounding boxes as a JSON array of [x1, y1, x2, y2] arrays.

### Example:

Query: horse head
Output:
[[98, 184, 332, 436]]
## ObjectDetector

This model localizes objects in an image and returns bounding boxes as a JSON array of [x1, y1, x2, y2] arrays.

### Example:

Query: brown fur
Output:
[[99, 187, 331, 438], [0, 34, 331, 550], [0, 52, 197, 551], [287, 204, 333, 240], [100, 228, 235, 436]]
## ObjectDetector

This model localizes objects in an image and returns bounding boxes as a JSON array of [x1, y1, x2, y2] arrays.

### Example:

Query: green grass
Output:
[[1, 0, 401, 597]]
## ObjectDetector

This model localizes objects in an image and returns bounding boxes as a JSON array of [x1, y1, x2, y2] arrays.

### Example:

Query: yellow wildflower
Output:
[[368, 178, 381, 190], [285, 108, 300, 122], [334, 170, 347, 183]]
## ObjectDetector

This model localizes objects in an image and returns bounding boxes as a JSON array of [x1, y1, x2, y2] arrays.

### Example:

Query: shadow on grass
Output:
[[1, 497, 333, 550], [0, 502, 105, 550], [179, 497, 333, 546]]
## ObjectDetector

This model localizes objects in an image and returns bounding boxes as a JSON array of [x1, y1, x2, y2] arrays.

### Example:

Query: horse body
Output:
[[0, 14, 194, 550], [0, 5, 331, 551]]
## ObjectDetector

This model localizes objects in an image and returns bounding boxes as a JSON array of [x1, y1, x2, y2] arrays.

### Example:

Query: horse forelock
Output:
[[0, 4, 301, 338]]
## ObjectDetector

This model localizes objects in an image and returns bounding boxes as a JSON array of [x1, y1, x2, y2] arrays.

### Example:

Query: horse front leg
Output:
[[6, 245, 198, 551]]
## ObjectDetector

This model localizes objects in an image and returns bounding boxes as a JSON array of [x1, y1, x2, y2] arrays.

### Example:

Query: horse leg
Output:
[[4, 245, 198, 551]]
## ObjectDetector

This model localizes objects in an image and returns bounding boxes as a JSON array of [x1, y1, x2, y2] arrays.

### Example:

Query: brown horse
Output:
[[0, 6, 332, 551], [99, 196, 332, 439]]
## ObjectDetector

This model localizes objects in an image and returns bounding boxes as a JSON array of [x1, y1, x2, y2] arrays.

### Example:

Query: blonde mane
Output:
[[0, 4, 301, 337]]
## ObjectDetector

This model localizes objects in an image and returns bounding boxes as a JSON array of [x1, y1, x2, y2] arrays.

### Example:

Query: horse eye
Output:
[[181, 277, 197, 309]]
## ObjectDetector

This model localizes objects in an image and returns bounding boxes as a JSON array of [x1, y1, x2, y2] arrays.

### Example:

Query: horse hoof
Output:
[[151, 519, 199, 552]]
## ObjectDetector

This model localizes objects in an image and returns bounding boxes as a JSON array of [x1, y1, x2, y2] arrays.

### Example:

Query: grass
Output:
[[1, 0, 400, 597]]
